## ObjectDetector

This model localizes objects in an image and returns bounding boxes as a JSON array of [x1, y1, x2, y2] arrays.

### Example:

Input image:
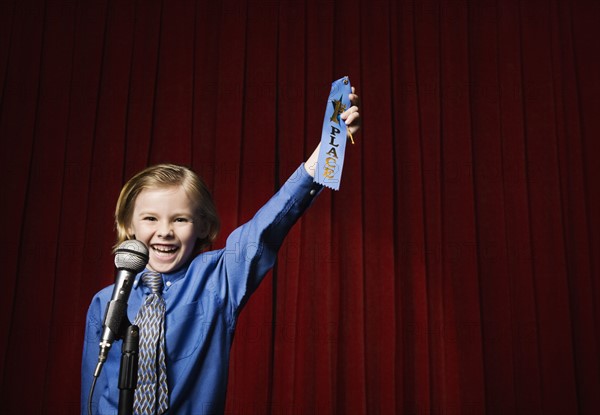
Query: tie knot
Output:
[[141, 271, 163, 294]]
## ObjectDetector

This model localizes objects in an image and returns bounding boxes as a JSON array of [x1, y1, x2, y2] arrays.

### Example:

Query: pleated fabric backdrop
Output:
[[0, 0, 598, 414]]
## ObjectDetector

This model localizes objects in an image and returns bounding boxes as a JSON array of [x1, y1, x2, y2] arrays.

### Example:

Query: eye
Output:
[[174, 217, 190, 223], [143, 216, 157, 222]]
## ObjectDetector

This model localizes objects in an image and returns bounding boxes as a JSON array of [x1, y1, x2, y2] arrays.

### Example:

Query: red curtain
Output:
[[0, 0, 598, 413]]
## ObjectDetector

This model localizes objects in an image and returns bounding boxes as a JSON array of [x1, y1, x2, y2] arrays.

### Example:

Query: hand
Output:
[[341, 87, 361, 138]]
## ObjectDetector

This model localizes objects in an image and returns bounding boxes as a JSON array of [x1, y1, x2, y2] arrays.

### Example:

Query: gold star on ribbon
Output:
[[330, 95, 347, 125]]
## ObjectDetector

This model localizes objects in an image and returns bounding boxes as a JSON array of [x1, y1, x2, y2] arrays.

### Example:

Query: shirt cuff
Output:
[[281, 163, 324, 206]]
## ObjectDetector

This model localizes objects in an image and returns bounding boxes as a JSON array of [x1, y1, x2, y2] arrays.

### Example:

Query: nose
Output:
[[157, 221, 174, 238]]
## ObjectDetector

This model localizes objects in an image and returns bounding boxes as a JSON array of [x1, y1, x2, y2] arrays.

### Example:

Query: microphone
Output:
[[94, 240, 149, 377]]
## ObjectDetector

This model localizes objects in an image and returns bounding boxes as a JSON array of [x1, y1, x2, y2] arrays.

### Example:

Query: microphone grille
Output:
[[114, 240, 149, 272]]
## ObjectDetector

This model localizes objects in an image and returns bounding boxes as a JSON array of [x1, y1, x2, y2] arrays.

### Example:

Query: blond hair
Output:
[[114, 163, 220, 252]]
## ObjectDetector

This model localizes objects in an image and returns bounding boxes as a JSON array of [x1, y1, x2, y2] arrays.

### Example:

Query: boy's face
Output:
[[127, 185, 203, 274]]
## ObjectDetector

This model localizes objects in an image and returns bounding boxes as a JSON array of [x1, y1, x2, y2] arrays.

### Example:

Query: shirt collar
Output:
[[133, 265, 187, 292]]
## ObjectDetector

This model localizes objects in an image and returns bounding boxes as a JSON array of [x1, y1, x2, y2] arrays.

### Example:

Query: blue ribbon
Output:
[[314, 76, 352, 190]]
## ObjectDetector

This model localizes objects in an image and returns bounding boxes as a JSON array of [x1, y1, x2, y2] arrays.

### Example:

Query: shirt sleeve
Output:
[[81, 295, 103, 414], [223, 163, 323, 316], [81, 290, 119, 414]]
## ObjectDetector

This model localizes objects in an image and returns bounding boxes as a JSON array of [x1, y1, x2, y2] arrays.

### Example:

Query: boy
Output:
[[81, 90, 360, 414]]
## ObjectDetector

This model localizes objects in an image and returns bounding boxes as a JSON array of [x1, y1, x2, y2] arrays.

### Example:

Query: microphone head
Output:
[[114, 240, 149, 272]]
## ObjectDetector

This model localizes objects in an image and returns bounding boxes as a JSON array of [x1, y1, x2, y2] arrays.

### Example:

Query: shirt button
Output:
[[166, 281, 172, 287], [310, 189, 316, 196]]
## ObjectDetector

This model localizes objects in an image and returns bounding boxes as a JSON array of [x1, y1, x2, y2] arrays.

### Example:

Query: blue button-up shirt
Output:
[[81, 164, 322, 414]]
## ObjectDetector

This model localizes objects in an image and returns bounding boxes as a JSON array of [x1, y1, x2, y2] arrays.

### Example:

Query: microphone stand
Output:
[[118, 325, 139, 415], [91, 240, 148, 415]]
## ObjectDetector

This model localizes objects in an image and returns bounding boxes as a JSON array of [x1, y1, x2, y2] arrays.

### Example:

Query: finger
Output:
[[341, 106, 359, 119], [344, 112, 360, 126]]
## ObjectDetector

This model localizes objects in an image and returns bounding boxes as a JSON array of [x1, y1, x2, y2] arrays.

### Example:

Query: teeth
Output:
[[153, 245, 178, 253]]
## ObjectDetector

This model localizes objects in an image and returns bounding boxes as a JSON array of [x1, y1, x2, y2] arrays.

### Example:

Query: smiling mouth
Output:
[[151, 244, 179, 255]]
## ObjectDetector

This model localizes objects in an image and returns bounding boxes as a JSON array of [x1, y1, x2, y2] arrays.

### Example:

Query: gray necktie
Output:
[[133, 271, 169, 414]]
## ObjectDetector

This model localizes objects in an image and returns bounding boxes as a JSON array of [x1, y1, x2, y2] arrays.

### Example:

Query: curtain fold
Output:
[[0, 0, 598, 414]]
